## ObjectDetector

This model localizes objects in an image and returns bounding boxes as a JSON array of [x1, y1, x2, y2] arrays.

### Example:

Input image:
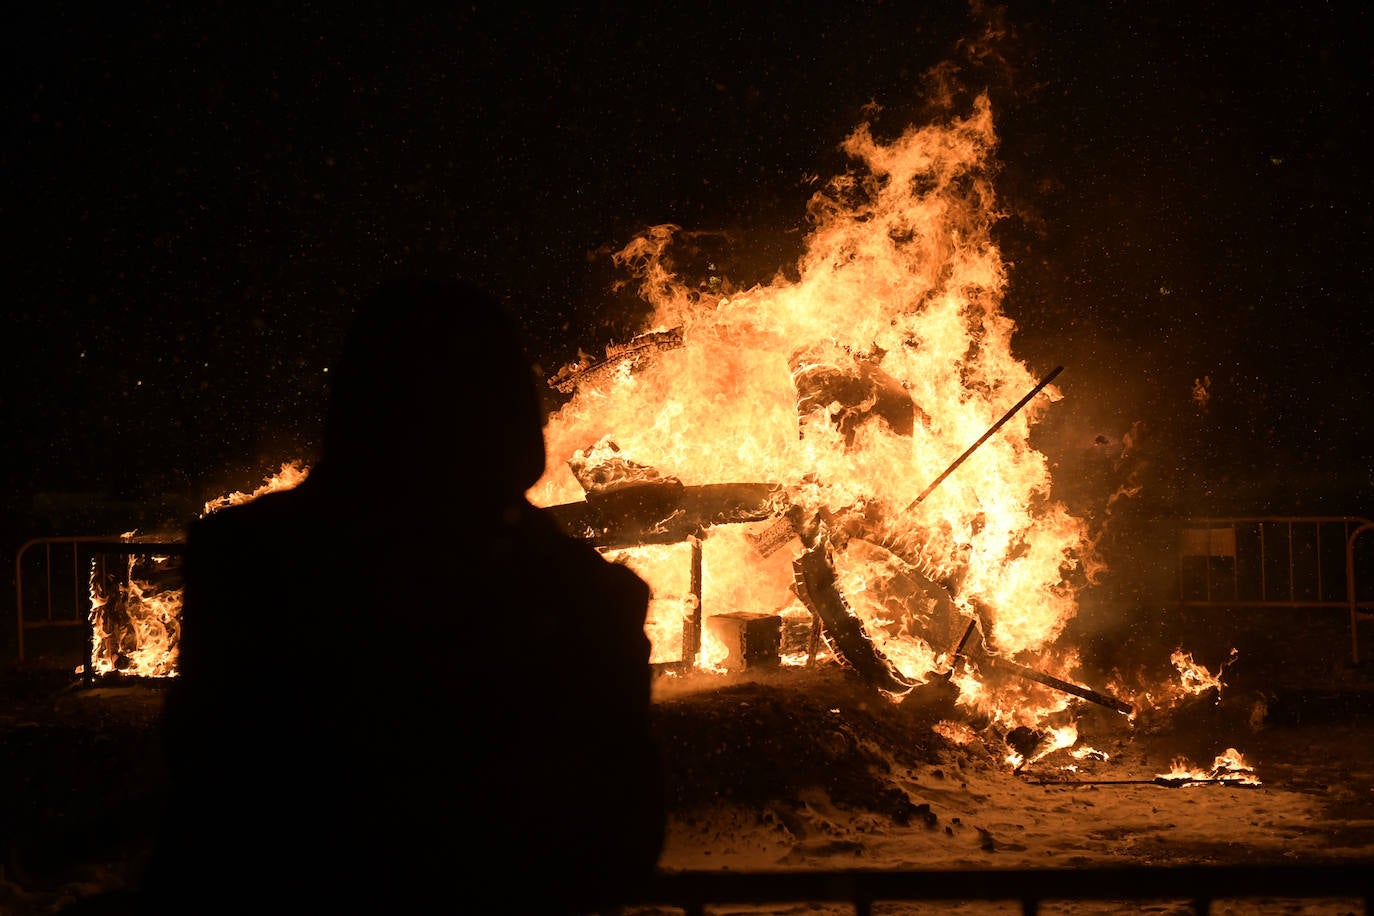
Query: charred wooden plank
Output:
[[546, 482, 784, 548], [547, 328, 686, 394], [988, 656, 1134, 716]]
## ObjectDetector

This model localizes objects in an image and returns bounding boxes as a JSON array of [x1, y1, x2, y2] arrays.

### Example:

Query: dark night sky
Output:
[[5, 1, 1373, 541]]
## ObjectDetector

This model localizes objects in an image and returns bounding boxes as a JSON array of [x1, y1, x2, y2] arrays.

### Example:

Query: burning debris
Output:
[[1172, 647, 1237, 697], [544, 369, 1139, 728], [1029, 748, 1263, 789], [84, 462, 310, 678], [1154, 747, 1262, 788], [88, 546, 183, 678]]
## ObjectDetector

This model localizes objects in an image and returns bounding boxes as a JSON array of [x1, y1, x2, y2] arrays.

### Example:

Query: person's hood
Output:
[[316, 277, 546, 508]]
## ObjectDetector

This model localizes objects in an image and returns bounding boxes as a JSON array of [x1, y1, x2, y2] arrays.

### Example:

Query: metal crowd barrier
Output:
[[1177, 516, 1374, 664]]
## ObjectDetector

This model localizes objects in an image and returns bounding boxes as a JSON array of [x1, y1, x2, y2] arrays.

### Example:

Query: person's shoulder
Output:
[[524, 506, 652, 599]]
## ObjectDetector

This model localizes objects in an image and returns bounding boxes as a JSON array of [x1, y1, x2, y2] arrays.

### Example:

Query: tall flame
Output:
[[202, 460, 311, 516], [531, 96, 1099, 723]]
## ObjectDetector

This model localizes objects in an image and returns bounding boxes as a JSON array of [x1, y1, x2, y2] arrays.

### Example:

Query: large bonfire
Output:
[[529, 94, 1108, 742]]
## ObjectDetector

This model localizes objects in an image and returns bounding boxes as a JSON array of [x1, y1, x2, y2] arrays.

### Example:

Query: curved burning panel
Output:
[[791, 538, 917, 698]]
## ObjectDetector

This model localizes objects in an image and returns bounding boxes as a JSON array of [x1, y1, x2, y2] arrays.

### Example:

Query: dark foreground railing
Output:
[[634, 864, 1373, 915]]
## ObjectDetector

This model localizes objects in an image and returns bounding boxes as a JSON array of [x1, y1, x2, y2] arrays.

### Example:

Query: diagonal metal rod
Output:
[[905, 365, 1064, 512]]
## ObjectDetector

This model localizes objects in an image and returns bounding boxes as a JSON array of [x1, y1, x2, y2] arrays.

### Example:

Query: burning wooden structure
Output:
[[519, 99, 1165, 767], [544, 346, 1131, 722]]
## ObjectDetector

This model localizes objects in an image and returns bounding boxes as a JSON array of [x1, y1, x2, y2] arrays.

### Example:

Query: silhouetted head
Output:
[[318, 277, 546, 507]]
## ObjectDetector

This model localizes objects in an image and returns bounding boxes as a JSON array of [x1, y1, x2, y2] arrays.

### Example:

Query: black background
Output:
[[6, 1, 1372, 543]]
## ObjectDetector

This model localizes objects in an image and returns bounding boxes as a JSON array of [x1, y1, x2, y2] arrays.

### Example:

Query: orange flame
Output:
[[86, 462, 310, 678], [202, 460, 311, 517], [1171, 647, 1235, 696], [87, 552, 181, 678], [532, 96, 1100, 736], [1157, 747, 1262, 787]]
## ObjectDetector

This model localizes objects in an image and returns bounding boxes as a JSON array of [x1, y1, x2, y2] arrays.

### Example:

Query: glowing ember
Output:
[[531, 95, 1102, 745]]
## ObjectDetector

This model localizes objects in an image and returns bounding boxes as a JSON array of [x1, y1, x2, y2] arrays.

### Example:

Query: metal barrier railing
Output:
[[13, 535, 185, 676], [1176, 516, 1374, 665], [1349, 520, 1374, 665], [634, 864, 1372, 915]]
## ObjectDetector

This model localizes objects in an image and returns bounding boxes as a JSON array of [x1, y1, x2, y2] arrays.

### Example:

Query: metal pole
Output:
[[1349, 521, 1374, 666], [905, 366, 1063, 512], [688, 533, 703, 666]]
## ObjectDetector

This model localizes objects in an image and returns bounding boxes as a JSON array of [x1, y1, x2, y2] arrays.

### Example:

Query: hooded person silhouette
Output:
[[139, 277, 666, 914]]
